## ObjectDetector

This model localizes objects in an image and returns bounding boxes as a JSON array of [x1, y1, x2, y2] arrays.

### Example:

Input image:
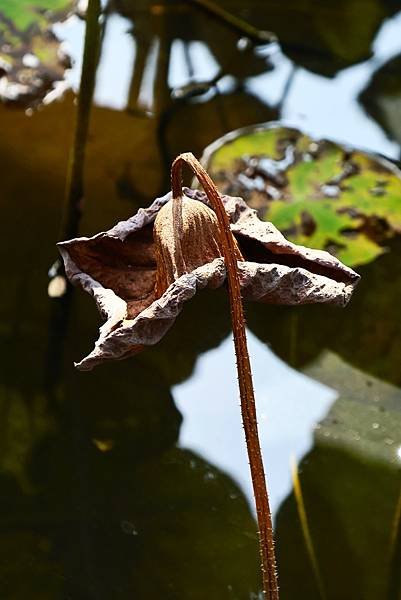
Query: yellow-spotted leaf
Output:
[[0, 0, 76, 107], [202, 123, 401, 267]]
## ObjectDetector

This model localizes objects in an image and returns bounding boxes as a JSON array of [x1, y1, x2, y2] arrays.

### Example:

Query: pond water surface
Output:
[[2, 1, 401, 599]]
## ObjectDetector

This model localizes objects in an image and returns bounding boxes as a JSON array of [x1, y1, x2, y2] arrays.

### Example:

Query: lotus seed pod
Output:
[[153, 197, 243, 297]]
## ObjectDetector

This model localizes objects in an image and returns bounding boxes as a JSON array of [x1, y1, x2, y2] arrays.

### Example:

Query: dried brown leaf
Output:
[[58, 189, 359, 370]]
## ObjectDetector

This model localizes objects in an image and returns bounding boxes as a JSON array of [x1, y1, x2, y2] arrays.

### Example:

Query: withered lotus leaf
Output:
[[58, 188, 359, 371]]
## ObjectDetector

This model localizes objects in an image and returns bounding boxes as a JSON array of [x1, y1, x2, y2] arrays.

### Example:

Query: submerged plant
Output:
[[58, 154, 359, 597], [291, 457, 326, 599]]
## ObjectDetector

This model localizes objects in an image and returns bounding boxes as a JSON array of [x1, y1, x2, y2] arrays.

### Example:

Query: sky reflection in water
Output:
[[55, 9, 401, 157], [173, 330, 337, 517]]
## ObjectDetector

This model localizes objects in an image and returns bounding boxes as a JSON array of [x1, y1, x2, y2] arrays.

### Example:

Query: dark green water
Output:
[[2, 1, 401, 598]]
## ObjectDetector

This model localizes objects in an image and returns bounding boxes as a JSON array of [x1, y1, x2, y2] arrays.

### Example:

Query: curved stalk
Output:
[[171, 153, 279, 599]]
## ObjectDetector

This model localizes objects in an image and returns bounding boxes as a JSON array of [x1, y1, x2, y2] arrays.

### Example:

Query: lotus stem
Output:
[[60, 0, 101, 241], [46, 0, 101, 392], [171, 152, 279, 599]]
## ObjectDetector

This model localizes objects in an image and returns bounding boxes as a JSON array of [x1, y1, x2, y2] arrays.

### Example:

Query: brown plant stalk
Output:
[[171, 153, 279, 599]]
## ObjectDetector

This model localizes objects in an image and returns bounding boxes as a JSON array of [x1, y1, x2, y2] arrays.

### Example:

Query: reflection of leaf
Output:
[[206, 0, 396, 76], [0, 388, 56, 493], [115, 0, 396, 78], [164, 90, 277, 171], [0, 531, 63, 599], [360, 52, 401, 148], [32, 439, 261, 598], [204, 123, 401, 267], [113, 0, 273, 114], [0, 0, 75, 107], [276, 352, 401, 599], [0, 359, 261, 598]]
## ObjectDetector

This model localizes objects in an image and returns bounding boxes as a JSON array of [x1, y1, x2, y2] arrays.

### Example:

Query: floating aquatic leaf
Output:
[[360, 52, 401, 147], [58, 186, 358, 371], [276, 352, 401, 599], [0, 0, 76, 107], [202, 123, 401, 267], [250, 0, 397, 76]]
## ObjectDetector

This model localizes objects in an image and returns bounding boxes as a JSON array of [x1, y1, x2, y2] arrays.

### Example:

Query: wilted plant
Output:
[[59, 153, 359, 598]]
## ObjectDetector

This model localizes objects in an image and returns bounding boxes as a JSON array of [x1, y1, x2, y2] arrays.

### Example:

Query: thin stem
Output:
[[126, 32, 151, 114], [60, 0, 102, 241], [189, 0, 277, 44], [45, 0, 101, 398], [386, 482, 401, 599], [291, 457, 326, 600], [171, 153, 279, 599]]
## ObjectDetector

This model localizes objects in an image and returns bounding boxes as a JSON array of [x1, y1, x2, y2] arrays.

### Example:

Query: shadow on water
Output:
[[0, 361, 262, 599], [2, 0, 401, 597]]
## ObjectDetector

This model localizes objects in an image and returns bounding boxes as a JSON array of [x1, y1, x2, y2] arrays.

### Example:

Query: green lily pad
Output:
[[0, 0, 76, 107], [203, 123, 401, 267]]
